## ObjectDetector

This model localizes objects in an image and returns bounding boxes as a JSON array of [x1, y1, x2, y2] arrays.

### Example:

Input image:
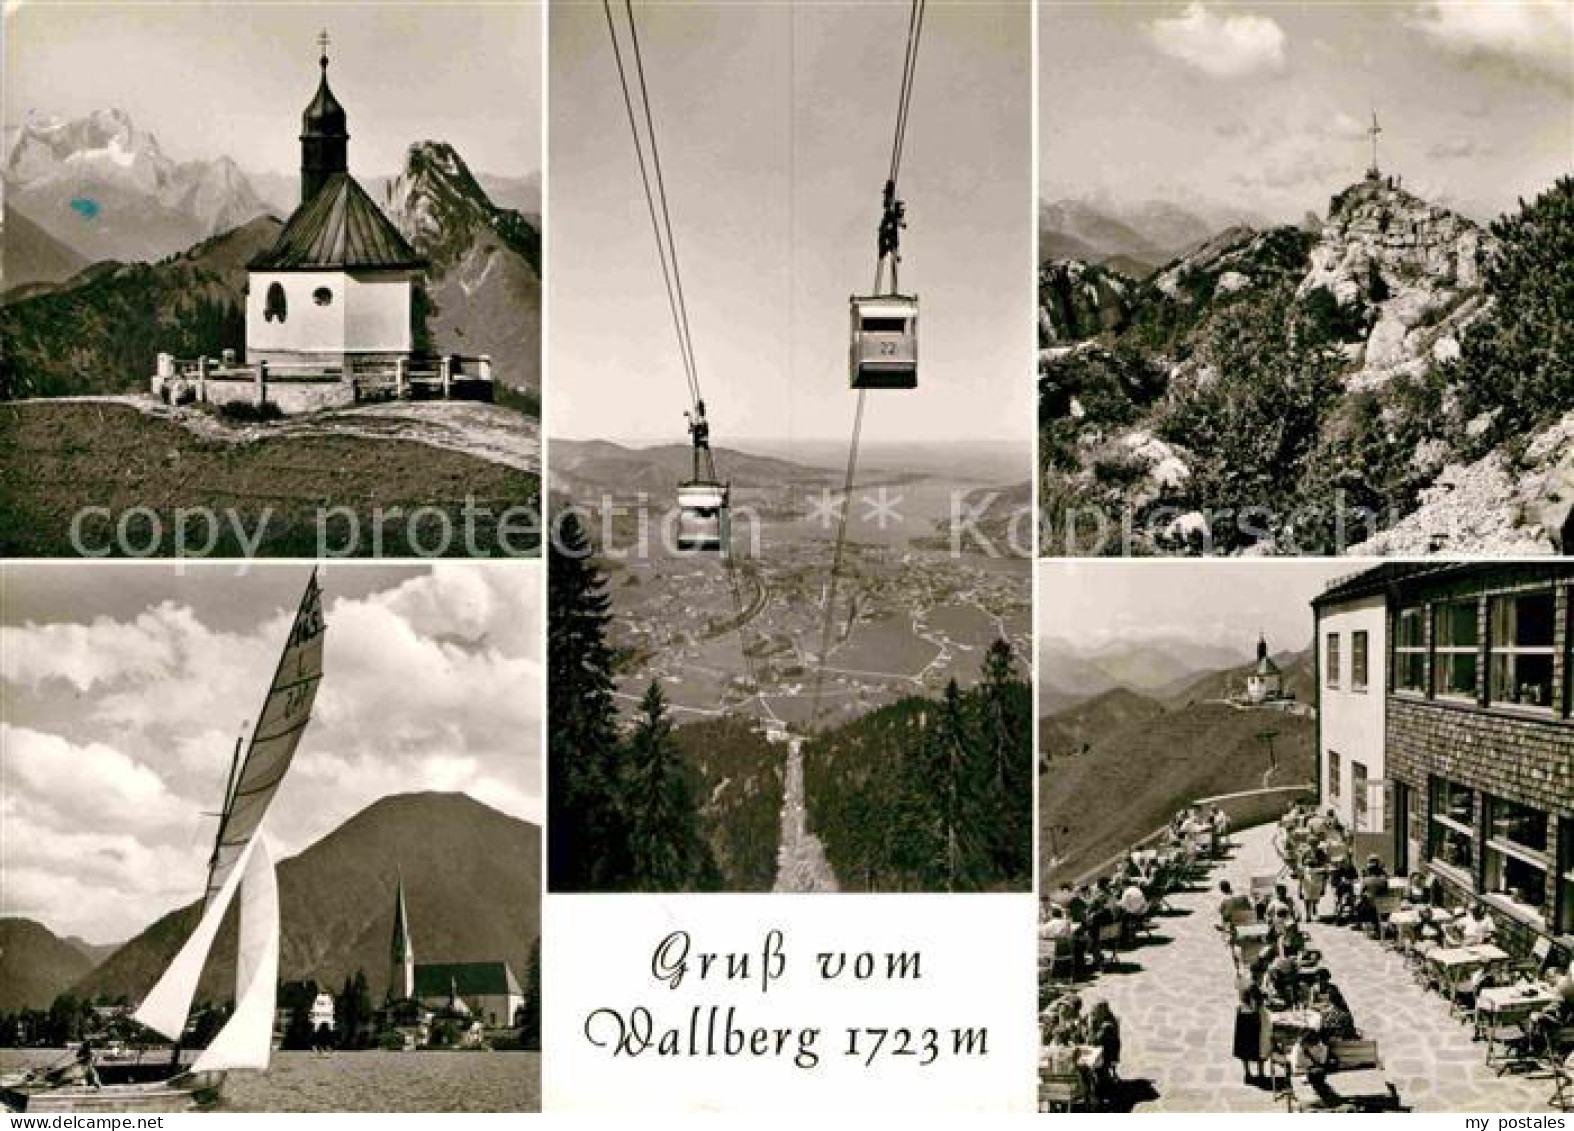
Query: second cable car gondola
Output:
[[848, 292, 918, 389]]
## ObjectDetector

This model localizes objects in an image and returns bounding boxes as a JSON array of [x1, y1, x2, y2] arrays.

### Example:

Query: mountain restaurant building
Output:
[[1313, 563, 1574, 955]]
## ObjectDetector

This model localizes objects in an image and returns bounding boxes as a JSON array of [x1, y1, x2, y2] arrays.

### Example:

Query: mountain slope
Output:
[[2, 206, 89, 291], [1041, 699, 1314, 885], [5, 110, 268, 263], [385, 142, 540, 397], [1038, 686, 1164, 761], [1163, 646, 1314, 707], [0, 215, 279, 397], [0, 918, 98, 1011], [551, 438, 842, 494], [73, 792, 540, 1005]]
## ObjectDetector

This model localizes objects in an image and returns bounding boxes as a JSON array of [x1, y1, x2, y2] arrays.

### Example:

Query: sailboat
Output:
[[2, 572, 327, 1113]]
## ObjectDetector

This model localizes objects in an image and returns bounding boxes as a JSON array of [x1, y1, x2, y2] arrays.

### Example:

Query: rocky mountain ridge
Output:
[[1038, 172, 1568, 555], [5, 109, 269, 263]]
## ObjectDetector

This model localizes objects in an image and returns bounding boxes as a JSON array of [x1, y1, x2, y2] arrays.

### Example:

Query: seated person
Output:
[[1456, 904, 1496, 947], [1319, 985, 1359, 1040], [1041, 1025, 1080, 1076], [1271, 953, 1307, 1007], [1352, 888, 1381, 935], [1266, 884, 1298, 927], [1218, 880, 1254, 927], [1118, 880, 1149, 946], [1088, 1001, 1122, 1086]]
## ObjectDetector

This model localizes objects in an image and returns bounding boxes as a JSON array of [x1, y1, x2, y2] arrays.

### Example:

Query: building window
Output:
[[1558, 819, 1574, 935], [1395, 607, 1425, 692], [1484, 795, 1550, 923], [1326, 632, 1340, 688], [1433, 598, 1479, 700], [1352, 761, 1370, 830], [1429, 777, 1476, 874], [265, 282, 287, 323], [1352, 630, 1369, 692], [1328, 750, 1341, 800], [313, 286, 334, 306], [1489, 589, 1556, 709]]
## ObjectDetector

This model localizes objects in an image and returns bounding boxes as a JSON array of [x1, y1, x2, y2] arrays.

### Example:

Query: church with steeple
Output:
[[244, 33, 424, 377], [1244, 633, 1286, 706], [374, 873, 525, 1045]]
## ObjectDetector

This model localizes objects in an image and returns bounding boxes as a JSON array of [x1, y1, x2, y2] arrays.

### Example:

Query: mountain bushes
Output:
[[1449, 176, 1574, 450], [801, 640, 1032, 892], [548, 513, 779, 891]]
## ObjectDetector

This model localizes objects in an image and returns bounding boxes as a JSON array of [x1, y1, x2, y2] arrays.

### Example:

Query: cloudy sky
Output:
[[3, 1, 541, 178], [1039, 1, 1573, 224], [550, 2, 1033, 445], [2, 563, 541, 945], [1038, 560, 1350, 653]]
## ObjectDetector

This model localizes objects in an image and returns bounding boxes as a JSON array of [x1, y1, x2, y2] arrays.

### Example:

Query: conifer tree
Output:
[[622, 681, 715, 891], [547, 511, 630, 889]]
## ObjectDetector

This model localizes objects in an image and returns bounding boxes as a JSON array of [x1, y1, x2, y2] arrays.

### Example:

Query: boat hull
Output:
[[1, 1070, 225, 1113]]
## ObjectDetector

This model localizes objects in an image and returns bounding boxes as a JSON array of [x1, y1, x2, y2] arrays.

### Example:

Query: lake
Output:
[[1, 1049, 541, 1112]]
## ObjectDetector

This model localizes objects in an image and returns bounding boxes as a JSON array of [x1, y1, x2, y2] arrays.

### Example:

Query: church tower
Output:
[[388, 874, 416, 1004], [300, 31, 349, 205], [246, 32, 423, 382]]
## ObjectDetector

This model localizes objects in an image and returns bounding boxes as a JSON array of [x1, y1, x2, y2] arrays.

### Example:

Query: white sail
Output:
[[132, 834, 259, 1041], [206, 572, 325, 907], [193, 836, 279, 1073]]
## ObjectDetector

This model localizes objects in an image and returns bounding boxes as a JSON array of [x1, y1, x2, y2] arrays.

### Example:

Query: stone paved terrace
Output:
[[1061, 823, 1561, 1112]]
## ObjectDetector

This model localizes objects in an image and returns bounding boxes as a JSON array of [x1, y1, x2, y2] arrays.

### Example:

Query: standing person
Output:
[[75, 1040, 102, 1089], [1233, 979, 1269, 1083], [1118, 879, 1148, 947], [1212, 806, 1231, 856], [1300, 846, 1329, 921]]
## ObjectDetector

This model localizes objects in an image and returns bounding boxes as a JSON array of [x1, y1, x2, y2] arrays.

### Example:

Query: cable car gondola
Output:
[[849, 292, 918, 389], [676, 479, 729, 553], [677, 399, 728, 553]]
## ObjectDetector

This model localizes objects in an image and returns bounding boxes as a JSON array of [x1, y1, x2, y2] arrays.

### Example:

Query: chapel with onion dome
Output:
[[243, 32, 424, 375]]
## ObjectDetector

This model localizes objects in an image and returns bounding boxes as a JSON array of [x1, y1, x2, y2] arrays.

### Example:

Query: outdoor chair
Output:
[[1514, 936, 1557, 982], [1542, 1050, 1567, 1107], [1483, 1016, 1537, 1075], [1038, 1070, 1091, 1112]]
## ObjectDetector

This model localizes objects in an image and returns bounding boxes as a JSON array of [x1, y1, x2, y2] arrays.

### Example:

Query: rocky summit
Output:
[[385, 142, 542, 396], [1038, 173, 1572, 556], [1298, 177, 1494, 389]]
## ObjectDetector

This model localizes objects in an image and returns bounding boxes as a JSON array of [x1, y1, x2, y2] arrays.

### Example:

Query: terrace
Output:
[[1040, 821, 1570, 1112]]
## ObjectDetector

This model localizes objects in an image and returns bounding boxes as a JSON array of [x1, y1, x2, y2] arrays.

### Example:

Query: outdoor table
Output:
[[1467, 943, 1510, 964], [1390, 907, 1456, 928], [1326, 1067, 1394, 1109], [1270, 1009, 1322, 1033], [1476, 984, 1556, 1057], [1431, 945, 1511, 1003]]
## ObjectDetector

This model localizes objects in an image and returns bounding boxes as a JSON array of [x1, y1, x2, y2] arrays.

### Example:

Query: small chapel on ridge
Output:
[[244, 32, 423, 377], [152, 34, 492, 413]]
